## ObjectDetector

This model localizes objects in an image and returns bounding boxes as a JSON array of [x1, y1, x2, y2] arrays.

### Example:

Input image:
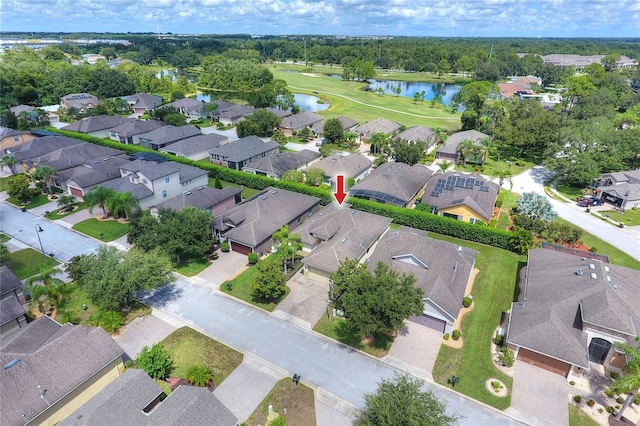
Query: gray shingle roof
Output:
[[136, 125, 201, 146], [62, 115, 132, 133], [309, 153, 372, 181], [280, 112, 323, 130], [120, 159, 207, 184], [350, 162, 432, 207], [0, 126, 30, 139], [60, 369, 237, 426], [213, 187, 321, 249], [160, 133, 227, 157], [100, 176, 154, 200], [242, 149, 320, 177], [355, 118, 401, 139], [1, 317, 124, 426], [26, 144, 125, 172], [1, 266, 23, 296], [208, 136, 279, 163], [153, 186, 241, 212], [299, 204, 392, 274], [0, 297, 25, 326], [507, 248, 640, 368], [60, 93, 98, 110], [11, 135, 84, 161], [366, 226, 477, 322], [8, 105, 34, 115], [337, 116, 359, 130], [214, 104, 255, 120], [165, 98, 203, 110], [265, 107, 293, 118], [421, 172, 499, 222], [397, 126, 438, 147], [108, 119, 166, 137], [124, 93, 163, 110], [439, 130, 490, 156], [59, 156, 130, 188]]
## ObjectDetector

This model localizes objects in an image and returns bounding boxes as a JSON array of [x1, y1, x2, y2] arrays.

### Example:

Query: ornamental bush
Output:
[[452, 329, 461, 340], [248, 252, 259, 264], [498, 347, 515, 367], [88, 310, 124, 333], [463, 296, 473, 308], [573, 395, 582, 403], [186, 365, 213, 387], [221, 242, 230, 252]]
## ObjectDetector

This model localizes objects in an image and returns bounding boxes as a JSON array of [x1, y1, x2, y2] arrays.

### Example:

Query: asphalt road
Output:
[[0, 202, 102, 263], [139, 278, 518, 425]]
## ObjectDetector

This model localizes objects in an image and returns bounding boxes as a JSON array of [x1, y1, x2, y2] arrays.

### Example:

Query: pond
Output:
[[329, 74, 462, 107], [155, 69, 178, 82], [294, 93, 330, 112]]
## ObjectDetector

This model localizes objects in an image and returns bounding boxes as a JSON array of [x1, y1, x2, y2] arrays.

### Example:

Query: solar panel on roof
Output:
[[455, 178, 466, 188], [431, 190, 439, 197], [475, 180, 481, 186], [465, 180, 474, 189], [480, 186, 489, 192]]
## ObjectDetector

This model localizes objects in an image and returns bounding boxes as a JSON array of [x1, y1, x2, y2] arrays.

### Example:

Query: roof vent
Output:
[[589, 263, 596, 270], [576, 269, 583, 276], [340, 237, 347, 243], [262, 196, 268, 200], [606, 275, 612, 282], [3, 358, 21, 370], [271, 190, 277, 194], [604, 266, 610, 272], [590, 273, 597, 280], [185, 191, 192, 195]]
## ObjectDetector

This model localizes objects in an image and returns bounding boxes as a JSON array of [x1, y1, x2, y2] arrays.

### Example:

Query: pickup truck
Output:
[[577, 197, 605, 207]]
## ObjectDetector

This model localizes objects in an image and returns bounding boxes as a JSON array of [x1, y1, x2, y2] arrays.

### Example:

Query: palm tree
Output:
[[107, 192, 140, 220], [84, 186, 116, 219], [493, 164, 512, 187], [57, 194, 76, 213], [24, 263, 65, 312], [0, 154, 18, 175], [33, 165, 57, 195], [610, 338, 640, 421], [438, 160, 452, 173], [272, 225, 303, 274], [455, 139, 475, 165]]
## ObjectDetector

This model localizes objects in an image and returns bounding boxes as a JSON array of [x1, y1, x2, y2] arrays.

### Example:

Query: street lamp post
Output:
[[617, 190, 630, 228], [35, 224, 46, 263]]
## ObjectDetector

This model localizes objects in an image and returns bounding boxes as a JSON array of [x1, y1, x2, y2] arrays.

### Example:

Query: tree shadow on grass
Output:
[[333, 320, 394, 355]]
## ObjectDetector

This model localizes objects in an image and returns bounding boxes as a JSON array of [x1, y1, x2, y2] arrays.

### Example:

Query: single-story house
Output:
[[23, 143, 124, 177], [365, 226, 478, 334], [308, 153, 373, 188], [265, 107, 293, 119], [160, 133, 228, 161], [123, 93, 163, 114], [135, 125, 201, 150], [60, 93, 99, 112], [62, 115, 133, 138], [354, 118, 401, 142], [0, 266, 27, 336], [8, 104, 35, 115], [242, 149, 321, 179], [0, 316, 124, 426], [150, 186, 242, 217], [60, 369, 237, 426], [506, 247, 640, 380], [10, 135, 83, 165], [595, 169, 640, 210], [101, 159, 209, 210], [208, 135, 279, 170], [421, 172, 499, 224], [164, 98, 207, 119], [298, 203, 392, 283], [397, 126, 438, 152], [350, 162, 433, 207], [337, 115, 360, 132], [108, 119, 166, 145], [0, 126, 36, 153], [213, 187, 321, 255], [59, 156, 131, 198], [280, 112, 324, 137], [213, 104, 255, 126], [436, 130, 490, 163]]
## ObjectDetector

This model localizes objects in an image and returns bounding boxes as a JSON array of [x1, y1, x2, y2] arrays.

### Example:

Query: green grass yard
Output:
[[246, 379, 316, 426], [6, 193, 51, 209], [429, 234, 524, 410], [220, 263, 290, 312], [72, 218, 129, 242], [0, 233, 10, 243], [44, 202, 87, 220], [313, 315, 394, 358], [3, 248, 60, 279], [207, 178, 261, 199], [569, 405, 600, 426], [161, 327, 243, 388], [599, 207, 640, 226], [174, 257, 211, 277]]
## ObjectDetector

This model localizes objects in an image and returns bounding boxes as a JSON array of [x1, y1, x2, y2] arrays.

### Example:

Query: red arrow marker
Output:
[[334, 175, 347, 205]]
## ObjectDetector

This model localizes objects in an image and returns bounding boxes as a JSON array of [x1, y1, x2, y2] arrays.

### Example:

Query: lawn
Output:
[[573, 226, 640, 270], [454, 158, 534, 179], [0, 176, 10, 192], [174, 257, 211, 277], [207, 177, 261, 199], [313, 315, 394, 358], [0, 233, 10, 243], [555, 182, 589, 201], [44, 203, 87, 220], [495, 189, 520, 231], [246, 379, 316, 426], [6, 193, 51, 209], [429, 233, 524, 410], [268, 65, 461, 131], [161, 327, 243, 388], [3, 248, 60, 279], [219, 262, 290, 312], [569, 404, 600, 426], [72, 218, 129, 242], [55, 282, 152, 327], [599, 207, 640, 226]]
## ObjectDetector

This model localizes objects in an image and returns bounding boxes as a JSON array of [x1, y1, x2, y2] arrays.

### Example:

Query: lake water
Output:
[[294, 93, 330, 112], [155, 69, 178, 82]]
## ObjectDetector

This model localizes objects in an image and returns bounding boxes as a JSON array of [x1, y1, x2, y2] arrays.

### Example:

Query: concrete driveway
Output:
[[274, 272, 329, 329], [193, 250, 249, 289], [383, 320, 442, 381], [508, 361, 569, 426], [213, 355, 285, 423], [114, 313, 177, 361]]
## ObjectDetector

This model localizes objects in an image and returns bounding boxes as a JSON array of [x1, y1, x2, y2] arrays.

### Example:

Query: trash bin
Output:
[[20, 205, 26, 212]]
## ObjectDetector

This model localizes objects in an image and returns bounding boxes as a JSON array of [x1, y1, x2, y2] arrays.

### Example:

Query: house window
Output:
[[162, 190, 167, 198], [165, 176, 170, 183], [142, 178, 148, 184], [13, 135, 19, 141], [442, 212, 461, 221], [469, 218, 481, 224]]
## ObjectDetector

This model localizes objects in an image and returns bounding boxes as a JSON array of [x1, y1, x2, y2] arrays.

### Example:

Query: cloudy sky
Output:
[[2, 0, 639, 37]]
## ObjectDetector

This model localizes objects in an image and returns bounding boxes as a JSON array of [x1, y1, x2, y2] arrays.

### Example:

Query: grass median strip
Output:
[[72, 218, 129, 242]]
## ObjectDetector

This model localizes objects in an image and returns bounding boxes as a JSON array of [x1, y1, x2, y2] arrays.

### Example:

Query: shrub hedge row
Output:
[[347, 197, 519, 252], [47, 127, 333, 205]]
